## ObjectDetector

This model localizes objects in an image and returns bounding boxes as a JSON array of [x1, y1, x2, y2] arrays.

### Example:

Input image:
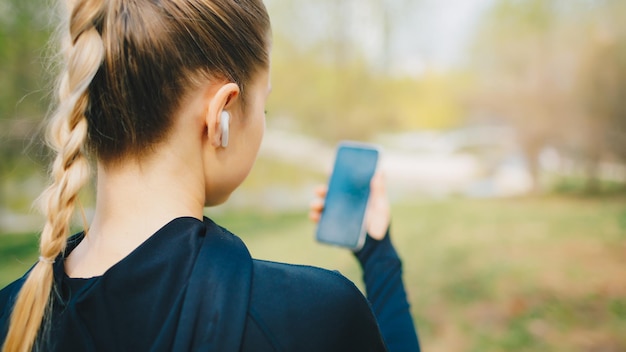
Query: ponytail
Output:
[[2, 0, 105, 351]]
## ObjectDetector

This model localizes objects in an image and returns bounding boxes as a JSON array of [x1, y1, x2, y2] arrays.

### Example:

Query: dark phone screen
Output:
[[316, 143, 379, 250]]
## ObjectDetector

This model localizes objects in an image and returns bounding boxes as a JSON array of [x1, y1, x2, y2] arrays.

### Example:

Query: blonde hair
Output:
[[2, 0, 270, 350]]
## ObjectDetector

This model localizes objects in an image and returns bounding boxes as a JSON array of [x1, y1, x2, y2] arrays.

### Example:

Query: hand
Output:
[[309, 172, 391, 241]]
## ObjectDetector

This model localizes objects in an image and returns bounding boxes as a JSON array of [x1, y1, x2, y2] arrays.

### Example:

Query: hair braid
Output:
[[2, 1, 105, 351]]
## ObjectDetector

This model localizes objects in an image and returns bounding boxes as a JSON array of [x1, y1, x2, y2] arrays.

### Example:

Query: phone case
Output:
[[316, 141, 379, 251]]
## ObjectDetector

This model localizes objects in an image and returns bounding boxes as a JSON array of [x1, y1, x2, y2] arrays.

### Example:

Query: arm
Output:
[[310, 174, 421, 352], [354, 229, 420, 352]]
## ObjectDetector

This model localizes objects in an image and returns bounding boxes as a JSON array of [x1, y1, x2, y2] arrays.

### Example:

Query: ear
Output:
[[206, 82, 240, 148]]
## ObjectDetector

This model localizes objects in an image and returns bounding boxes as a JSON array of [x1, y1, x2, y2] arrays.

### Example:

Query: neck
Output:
[[65, 150, 206, 278]]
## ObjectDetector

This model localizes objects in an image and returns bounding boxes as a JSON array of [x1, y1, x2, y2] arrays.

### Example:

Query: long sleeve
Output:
[[355, 228, 421, 352]]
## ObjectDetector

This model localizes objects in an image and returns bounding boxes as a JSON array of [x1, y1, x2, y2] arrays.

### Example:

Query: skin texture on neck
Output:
[[64, 70, 270, 278], [65, 139, 207, 278], [64, 81, 223, 278]]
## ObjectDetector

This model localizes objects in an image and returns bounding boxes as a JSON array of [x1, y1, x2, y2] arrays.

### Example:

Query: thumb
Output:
[[366, 172, 390, 240]]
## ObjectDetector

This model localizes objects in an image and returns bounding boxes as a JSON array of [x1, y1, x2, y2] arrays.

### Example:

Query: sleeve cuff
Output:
[[354, 226, 396, 265]]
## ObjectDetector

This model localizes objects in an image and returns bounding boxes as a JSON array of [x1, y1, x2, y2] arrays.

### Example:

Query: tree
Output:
[[575, 21, 626, 188], [470, 0, 626, 192], [470, 0, 573, 191]]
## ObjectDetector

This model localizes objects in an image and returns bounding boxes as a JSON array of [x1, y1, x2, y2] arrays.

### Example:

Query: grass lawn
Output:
[[1, 195, 625, 351]]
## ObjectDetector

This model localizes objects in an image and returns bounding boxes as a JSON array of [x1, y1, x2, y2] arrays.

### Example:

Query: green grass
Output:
[[1, 195, 625, 351], [0, 233, 40, 285]]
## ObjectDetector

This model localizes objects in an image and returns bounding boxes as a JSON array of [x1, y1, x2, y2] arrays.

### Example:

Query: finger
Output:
[[370, 172, 386, 193], [309, 198, 324, 212], [314, 185, 327, 198], [366, 172, 390, 240], [309, 196, 325, 223], [309, 209, 322, 223]]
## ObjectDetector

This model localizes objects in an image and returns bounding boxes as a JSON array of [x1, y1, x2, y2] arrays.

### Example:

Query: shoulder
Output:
[[253, 259, 357, 292], [246, 260, 387, 351], [0, 275, 27, 341], [252, 260, 367, 311], [0, 275, 27, 314]]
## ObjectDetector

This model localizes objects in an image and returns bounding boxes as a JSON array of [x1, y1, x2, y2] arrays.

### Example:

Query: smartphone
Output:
[[316, 142, 380, 251]]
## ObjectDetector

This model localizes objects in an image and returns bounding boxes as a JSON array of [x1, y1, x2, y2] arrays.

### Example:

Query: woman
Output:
[[0, 0, 420, 351]]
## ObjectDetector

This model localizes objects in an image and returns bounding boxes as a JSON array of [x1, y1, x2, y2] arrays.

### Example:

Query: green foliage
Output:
[[489, 0, 556, 33], [268, 35, 467, 143], [620, 210, 626, 234], [0, 0, 51, 120], [0, 233, 39, 285], [237, 156, 326, 194], [551, 177, 626, 196], [0, 0, 53, 212]]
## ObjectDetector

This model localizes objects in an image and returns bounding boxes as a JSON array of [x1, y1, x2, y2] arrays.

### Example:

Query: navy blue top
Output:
[[0, 217, 419, 351]]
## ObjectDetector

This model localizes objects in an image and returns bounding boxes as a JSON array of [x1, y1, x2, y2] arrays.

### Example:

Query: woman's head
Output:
[[88, 0, 271, 163], [2, 1, 270, 351]]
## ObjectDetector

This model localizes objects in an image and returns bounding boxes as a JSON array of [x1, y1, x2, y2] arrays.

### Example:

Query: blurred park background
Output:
[[1, 0, 625, 350]]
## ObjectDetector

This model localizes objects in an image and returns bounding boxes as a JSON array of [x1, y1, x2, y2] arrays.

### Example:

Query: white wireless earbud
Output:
[[220, 111, 230, 147]]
